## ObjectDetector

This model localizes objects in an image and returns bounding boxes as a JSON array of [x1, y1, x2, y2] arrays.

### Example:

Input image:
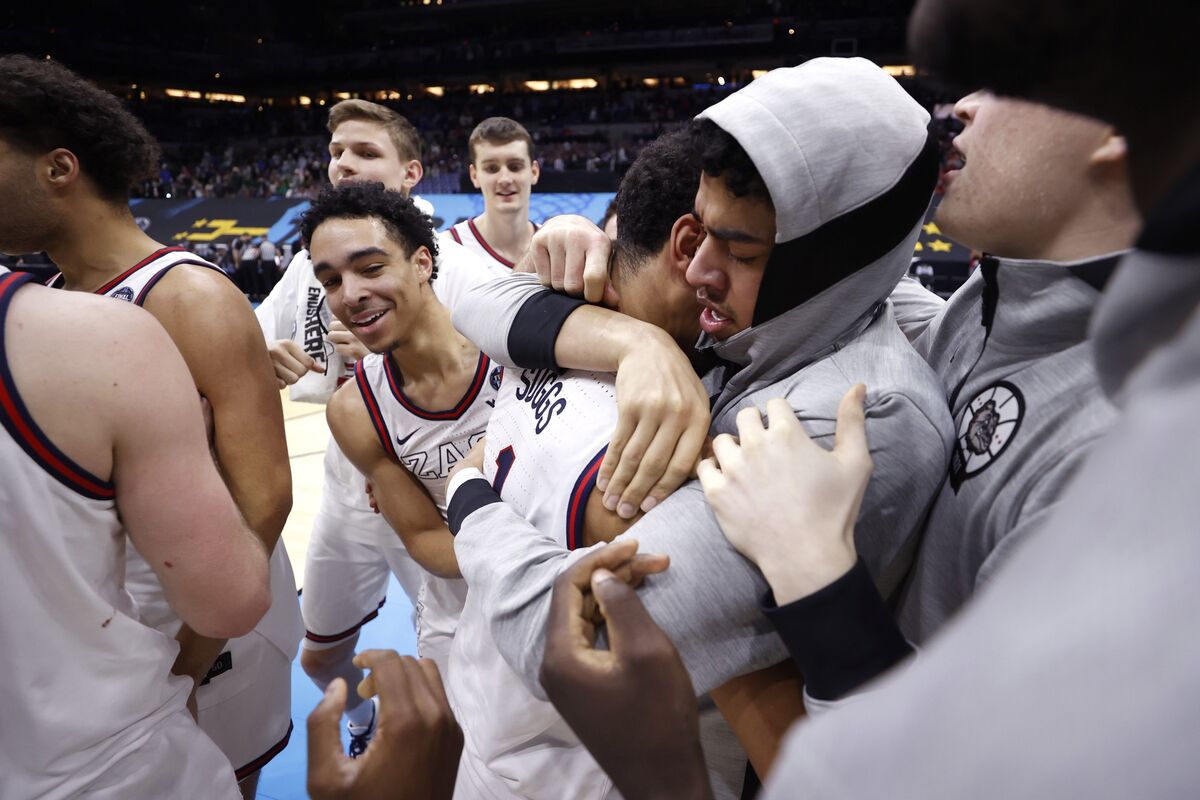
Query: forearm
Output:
[[764, 558, 912, 704], [400, 528, 462, 579], [551, 305, 668, 375], [450, 481, 581, 699], [711, 661, 807, 777], [223, 461, 291, 553], [451, 273, 572, 368], [172, 626, 229, 688], [450, 479, 788, 698]]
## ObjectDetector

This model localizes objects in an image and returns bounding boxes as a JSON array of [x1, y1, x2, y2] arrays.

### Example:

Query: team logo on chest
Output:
[[950, 380, 1024, 491], [112, 286, 136, 302]]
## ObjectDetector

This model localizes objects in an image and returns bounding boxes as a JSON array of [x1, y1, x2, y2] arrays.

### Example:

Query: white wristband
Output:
[[446, 467, 487, 506]]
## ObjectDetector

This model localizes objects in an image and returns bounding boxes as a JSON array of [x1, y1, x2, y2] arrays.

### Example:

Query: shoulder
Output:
[[14, 282, 170, 358]]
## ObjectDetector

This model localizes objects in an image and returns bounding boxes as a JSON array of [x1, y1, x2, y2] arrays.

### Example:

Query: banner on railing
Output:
[[128, 192, 967, 265], [130, 193, 616, 247]]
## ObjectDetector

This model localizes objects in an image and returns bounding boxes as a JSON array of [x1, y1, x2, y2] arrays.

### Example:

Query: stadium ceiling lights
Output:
[[523, 78, 598, 92]]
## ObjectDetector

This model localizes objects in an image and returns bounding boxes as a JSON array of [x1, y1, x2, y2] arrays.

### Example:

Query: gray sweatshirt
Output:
[[896, 254, 1122, 642], [762, 167, 1200, 798], [449, 58, 954, 698]]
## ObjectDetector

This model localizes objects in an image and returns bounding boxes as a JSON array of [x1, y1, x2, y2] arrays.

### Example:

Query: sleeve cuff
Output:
[[447, 474, 502, 535], [762, 558, 913, 701], [506, 291, 586, 369]]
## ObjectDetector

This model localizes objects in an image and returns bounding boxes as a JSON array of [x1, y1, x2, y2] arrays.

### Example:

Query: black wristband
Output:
[[763, 558, 913, 700], [507, 291, 586, 370], [447, 478, 502, 535]]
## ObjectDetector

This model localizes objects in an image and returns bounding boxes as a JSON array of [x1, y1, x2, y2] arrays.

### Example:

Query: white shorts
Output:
[[414, 575, 468, 678], [197, 632, 294, 780], [81, 709, 241, 799], [301, 488, 424, 651]]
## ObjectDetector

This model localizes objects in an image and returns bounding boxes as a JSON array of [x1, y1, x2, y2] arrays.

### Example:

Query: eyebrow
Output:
[[329, 139, 381, 151], [312, 246, 390, 275], [691, 209, 768, 245]]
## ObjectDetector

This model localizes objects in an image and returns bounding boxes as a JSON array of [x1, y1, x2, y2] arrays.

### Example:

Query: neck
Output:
[[47, 197, 164, 291], [386, 292, 475, 383], [1027, 184, 1141, 263], [475, 209, 532, 260]]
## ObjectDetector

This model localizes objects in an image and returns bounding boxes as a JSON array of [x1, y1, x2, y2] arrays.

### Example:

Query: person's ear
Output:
[[1089, 131, 1127, 167], [469, 163, 480, 189], [44, 148, 82, 191], [413, 246, 434, 283], [530, 159, 540, 186], [669, 214, 704, 275], [402, 159, 424, 193]]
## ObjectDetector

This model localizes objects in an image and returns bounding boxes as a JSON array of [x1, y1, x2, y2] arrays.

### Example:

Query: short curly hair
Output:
[[614, 129, 701, 274], [689, 118, 772, 203], [0, 55, 160, 203], [300, 183, 440, 281]]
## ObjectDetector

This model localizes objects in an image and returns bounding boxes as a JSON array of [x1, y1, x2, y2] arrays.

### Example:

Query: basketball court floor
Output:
[[256, 391, 418, 799]]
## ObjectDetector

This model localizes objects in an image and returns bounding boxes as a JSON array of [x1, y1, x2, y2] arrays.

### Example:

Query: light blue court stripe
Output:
[[257, 575, 418, 799]]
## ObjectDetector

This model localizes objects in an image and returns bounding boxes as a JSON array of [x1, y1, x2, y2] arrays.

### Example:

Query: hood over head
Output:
[[695, 57, 938, 379]]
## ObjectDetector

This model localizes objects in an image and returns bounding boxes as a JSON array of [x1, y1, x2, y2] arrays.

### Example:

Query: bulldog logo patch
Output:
[[950, 381, 1024, 491]]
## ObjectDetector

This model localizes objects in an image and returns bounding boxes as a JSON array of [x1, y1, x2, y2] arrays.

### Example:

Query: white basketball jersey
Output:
[[54, 247, 304, 671], [0, 273, 236, 799], [355, 349, 501, 672], [449, 366, 617, 800], [441, 217, 538, 271]]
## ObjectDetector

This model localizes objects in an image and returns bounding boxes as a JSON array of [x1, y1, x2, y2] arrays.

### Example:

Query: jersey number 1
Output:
[[492, 446, 516, 494]]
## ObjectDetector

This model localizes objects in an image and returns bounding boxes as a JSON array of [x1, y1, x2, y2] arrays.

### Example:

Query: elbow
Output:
[[189, 548, 272, 638], [195, 574, 271, 639]]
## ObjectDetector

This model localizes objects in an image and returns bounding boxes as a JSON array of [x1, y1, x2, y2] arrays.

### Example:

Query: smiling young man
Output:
[[255, 100, 502, 756], [306, 184, 500, 699], [442, 117, 540, 269], [0, 55, 297, 800]]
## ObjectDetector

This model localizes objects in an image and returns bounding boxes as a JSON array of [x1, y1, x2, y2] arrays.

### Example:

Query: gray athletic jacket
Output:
[[896, 253, 1122, 642], [761, 165, 1200, 798]]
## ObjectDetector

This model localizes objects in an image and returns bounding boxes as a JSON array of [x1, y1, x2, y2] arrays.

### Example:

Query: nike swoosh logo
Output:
[[395, 430, 417, 447]]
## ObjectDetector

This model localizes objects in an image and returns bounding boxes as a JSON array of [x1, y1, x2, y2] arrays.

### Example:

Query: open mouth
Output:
[[351, 308, 388, 328], [698, 302, 736, 336]]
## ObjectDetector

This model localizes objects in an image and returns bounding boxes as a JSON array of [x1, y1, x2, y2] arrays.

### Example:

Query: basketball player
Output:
[[0, 273, 269, 797], [0, 56, 298, 799], [446, 59, 953, 711], [303, 183, 501, 690], [256, 100, 502, 755], [441, 117, 540, 268], [448, 129, 771, 799]]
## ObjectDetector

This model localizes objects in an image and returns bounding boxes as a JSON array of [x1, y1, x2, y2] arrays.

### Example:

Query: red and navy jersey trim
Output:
[[355, 361, 397, 460], [0, 273, 116, 501], [234, 720, 294, 780], [94, 246, 188, 295], [133, 258, 229, 306], [565, 446, 607, 551], [467, 217, 516, 268], [448, 226, 463, 244], [305, 597, 387, 644], [385, 351, 490, 421]]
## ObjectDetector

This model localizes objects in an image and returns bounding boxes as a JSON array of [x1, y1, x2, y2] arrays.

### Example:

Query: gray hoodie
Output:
[[450, 58, 954, 697]]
